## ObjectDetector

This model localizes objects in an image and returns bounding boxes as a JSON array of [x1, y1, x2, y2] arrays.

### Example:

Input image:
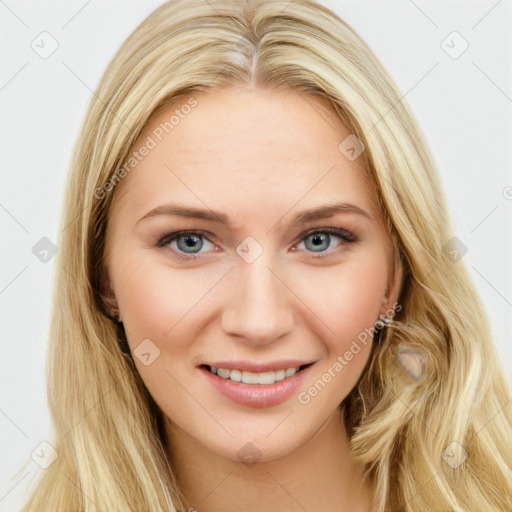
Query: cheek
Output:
[[112, 256, 210, 406], [294, 252, 388, 396], [300, 252, 388, 345], [114, 255, 212, 347]]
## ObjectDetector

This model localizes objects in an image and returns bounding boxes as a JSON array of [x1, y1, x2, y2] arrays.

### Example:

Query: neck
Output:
[[163, 407, 375, 512]]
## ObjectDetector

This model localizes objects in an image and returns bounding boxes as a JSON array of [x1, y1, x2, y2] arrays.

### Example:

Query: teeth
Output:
[[229, 369, 242, 382], [285, 367, 297, 377], [257, 371, 275, 385], [242, 371, 259, 384], [274, 369, 286, 381], [208, 366, 301, 384], [217, 368, 230, 378]]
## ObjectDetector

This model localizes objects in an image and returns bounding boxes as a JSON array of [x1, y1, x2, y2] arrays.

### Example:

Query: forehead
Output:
[[110, 86, 378, 225]]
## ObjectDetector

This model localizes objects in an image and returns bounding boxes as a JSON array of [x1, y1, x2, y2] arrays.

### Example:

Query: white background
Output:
[[1, 1, 511, 509]]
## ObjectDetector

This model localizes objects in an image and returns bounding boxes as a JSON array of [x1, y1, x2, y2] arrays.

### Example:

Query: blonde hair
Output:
[[15, 0, 511, 510]]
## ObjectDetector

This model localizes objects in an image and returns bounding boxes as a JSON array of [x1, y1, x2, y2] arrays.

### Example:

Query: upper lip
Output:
[[200, 360, 315, 372]]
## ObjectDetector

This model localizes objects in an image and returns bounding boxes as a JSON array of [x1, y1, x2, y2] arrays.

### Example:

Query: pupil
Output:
[[179, 235, 201, 252], [308, 233, 329, 251]]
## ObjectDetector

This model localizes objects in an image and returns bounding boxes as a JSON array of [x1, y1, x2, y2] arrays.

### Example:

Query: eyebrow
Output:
[[137, 201, 375, 229]]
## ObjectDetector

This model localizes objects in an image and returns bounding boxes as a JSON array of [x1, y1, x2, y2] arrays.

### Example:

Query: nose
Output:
[[220, 254, 295, 347]]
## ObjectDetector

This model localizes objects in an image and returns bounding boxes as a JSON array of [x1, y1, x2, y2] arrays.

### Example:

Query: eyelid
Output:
[[299, 226, 356, 243], [156, 229, 212, 243]]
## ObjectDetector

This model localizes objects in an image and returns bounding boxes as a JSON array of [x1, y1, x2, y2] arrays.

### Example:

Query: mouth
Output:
[[198, 361, 316, 408], [199, 362, 314, 385]]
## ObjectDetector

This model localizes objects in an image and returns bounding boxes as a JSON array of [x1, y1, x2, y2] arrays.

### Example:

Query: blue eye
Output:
[[299, 228, 356, 254], [156, 230, 214, 259], [156, 227, 356, 260]]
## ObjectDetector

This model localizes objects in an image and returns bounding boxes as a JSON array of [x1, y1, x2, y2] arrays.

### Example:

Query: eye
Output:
[[156, 227, 357, 261], [155, 230, 215, 260], [294, 227, 357, 258]]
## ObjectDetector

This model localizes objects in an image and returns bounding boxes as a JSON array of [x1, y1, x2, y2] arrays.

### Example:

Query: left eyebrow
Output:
[[286, 202, 375, 226], [137, 201, 375, 228]]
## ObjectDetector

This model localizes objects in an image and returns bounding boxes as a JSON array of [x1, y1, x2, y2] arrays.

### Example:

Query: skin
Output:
[[104, 86, 403, 512]]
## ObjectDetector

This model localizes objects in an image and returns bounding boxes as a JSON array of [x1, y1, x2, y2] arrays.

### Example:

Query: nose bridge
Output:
[[221, 245, 294, 345]]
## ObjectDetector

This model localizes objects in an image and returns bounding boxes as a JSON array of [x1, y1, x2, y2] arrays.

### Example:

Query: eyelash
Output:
[[155, 227, 357, 261]]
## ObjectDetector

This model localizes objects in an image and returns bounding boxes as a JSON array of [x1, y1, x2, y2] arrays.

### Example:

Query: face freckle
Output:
[[104, 85, 401, 463]]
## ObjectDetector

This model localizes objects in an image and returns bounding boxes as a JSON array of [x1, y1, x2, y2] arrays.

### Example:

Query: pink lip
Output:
[[203, 360, 314, 372], [199, 363, 315, 408]]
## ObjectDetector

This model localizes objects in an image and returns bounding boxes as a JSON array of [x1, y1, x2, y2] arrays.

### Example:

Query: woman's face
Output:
[[104, 86, 401, 463]]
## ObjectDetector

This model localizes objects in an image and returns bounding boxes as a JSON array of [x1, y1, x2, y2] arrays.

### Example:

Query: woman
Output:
[[17, 0, 512, 510]]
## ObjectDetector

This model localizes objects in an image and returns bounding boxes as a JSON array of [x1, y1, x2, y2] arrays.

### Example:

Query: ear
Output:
[[381, 249, 404, 316], [100, 267, 121, 321]]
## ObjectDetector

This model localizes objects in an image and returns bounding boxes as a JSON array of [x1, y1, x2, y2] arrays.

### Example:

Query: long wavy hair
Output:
[[15, 0, 512, 510]]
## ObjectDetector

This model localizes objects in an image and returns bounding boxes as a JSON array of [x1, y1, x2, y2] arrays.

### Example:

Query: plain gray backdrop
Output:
[[1, 1, 511, 509]]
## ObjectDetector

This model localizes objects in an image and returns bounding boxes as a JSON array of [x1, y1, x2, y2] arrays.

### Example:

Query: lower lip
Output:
[[199, 365, 314, 408]]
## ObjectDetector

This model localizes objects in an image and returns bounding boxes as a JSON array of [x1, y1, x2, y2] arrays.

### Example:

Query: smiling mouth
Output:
[[200, 363, 314, 385]]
